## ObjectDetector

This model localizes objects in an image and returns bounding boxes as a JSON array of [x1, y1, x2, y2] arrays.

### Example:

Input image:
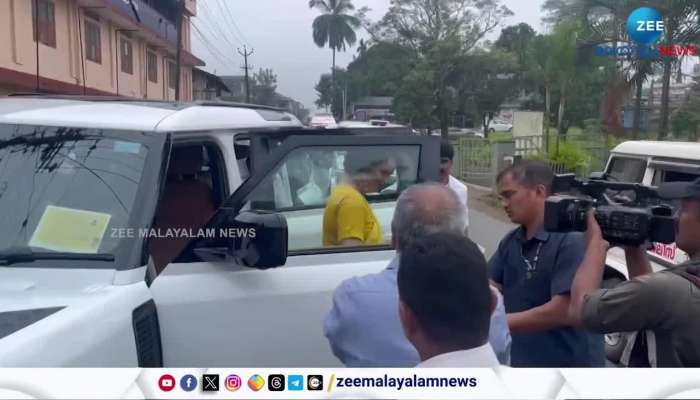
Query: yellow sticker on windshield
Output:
[[29, 206, 112, 254]]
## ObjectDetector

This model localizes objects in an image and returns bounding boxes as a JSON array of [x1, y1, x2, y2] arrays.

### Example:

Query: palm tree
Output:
[[309, 0, 361, 116], [649, 0, 699, 139]]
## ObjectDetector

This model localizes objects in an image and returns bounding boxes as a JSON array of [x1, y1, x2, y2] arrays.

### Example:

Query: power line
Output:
[[197, 0, 241, 50], [212, 0, 249, 47], [192, 22, 238, 66], [192, 27, 232, 66]]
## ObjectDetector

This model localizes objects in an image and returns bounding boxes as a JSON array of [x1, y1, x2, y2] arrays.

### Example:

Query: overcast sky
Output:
[[192, 0, 547, 111]]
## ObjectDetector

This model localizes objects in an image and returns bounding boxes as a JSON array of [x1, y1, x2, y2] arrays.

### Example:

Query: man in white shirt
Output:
[[398, 232, 500, 368], [440, 141, 469, 230]]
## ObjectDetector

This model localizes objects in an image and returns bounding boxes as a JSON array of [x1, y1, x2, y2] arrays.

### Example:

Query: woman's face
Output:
[[354, 160, 395, 194]]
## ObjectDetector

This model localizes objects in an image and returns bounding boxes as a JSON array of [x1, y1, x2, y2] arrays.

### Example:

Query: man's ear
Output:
[[399, 300, 416, 340], [535, 184, 549, 199], [489, 286, 498, 315]]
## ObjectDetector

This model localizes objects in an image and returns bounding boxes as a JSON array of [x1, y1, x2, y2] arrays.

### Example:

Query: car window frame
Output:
[[185, 131, 439, 258]]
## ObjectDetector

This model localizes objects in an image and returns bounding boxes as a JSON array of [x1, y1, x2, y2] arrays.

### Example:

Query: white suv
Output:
[[0, 96, 440, 367], [599, 140, 700, 362]]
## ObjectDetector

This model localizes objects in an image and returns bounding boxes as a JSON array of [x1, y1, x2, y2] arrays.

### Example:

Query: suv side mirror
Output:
[[194, 210, 287, 269], [229, 211, 288, 269], [589, 171, 605, 180]]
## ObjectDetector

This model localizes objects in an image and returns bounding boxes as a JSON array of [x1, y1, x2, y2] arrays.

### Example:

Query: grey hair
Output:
[[392, 183, 468, 253]]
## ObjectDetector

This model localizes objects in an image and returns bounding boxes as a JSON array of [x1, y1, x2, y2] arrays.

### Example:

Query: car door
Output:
[[150, 133, 439, 367]]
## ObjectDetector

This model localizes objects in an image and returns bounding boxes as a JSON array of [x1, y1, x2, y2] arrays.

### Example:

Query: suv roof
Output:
[[0, 96, 302, 132], [611, 140, 700, 161]]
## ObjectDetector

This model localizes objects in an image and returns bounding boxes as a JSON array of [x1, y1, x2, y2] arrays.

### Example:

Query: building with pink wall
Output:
[[0, 0, 204, 100]]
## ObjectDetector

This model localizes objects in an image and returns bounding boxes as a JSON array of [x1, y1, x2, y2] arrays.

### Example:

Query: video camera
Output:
[[544, 173, 676, 246]]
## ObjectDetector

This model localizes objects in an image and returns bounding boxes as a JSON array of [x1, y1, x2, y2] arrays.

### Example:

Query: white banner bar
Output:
[[1, 368, 700, 399]]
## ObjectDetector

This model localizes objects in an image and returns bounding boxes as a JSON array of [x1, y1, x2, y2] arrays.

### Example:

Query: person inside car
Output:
[[322, 149, 394, 246]]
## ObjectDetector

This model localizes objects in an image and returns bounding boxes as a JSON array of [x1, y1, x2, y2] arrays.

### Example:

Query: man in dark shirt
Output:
[[490, 161, 604, 367], [570, 177, 700, 367]]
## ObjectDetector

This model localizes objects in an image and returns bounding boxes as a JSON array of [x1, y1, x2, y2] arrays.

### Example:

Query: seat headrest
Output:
[[168, 145, 205, 177]]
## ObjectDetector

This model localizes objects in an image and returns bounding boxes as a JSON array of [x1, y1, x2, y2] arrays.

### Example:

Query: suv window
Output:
[[243, 144, 420, 252], [653, 170, 700, 185], [607, 156, 647, 183]]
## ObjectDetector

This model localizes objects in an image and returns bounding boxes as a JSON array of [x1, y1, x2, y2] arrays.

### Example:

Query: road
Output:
[[466, 184, 515, 259], [470, 208, 514, 259]]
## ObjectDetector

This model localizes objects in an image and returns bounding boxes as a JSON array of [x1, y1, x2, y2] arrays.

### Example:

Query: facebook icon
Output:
[[180, 374, 198, 392]]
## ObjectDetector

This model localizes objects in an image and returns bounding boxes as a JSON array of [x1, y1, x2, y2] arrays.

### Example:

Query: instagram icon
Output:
[[225, 375, 242, 392]]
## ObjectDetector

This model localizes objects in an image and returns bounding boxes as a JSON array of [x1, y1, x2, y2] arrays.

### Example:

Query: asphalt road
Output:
[[470, 208, 515, 260]]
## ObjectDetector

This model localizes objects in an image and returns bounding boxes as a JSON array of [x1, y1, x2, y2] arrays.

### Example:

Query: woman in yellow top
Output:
[[322, 149, 395, 246]]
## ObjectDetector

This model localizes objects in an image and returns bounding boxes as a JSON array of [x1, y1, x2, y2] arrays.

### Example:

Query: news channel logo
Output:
[[248, 374, 265, 391], [595, 7, 670, 59], [224, 374, 242, 392], [179, 374, 198, 392], [307, 375, 324, 391], [627, 7, 664, 45]]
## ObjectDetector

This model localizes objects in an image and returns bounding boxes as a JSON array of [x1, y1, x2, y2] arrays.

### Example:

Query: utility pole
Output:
[[34, 0, 40, 92], [174, 0, 184, 101], [238, 46, 254, 103]]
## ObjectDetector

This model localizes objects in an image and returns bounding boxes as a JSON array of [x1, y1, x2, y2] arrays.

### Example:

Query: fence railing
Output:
[[452, 134, 612, 187]]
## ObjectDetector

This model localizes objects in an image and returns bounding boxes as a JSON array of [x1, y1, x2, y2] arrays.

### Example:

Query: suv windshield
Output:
[[0, 124, 153, 259]]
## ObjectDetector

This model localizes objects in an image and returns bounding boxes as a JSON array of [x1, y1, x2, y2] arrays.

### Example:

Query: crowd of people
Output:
[[321, 141, 700, 368]]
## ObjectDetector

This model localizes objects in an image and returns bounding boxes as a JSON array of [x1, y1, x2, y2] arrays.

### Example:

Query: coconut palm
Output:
[[309, 0, 361, 116]]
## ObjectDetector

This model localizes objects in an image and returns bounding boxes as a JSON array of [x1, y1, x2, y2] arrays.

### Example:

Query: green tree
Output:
[[550, 21, 581, 140], [309, 0, 361, 117], [394, 60, 437, 129], [313, 42, 416, 119], [252, 68, 278, 106], [527, 34, 557, 140], [494, 23, 537, 86], [370, 0, 512, 138], [452, 49, 519, 133], [314, 68, 348, 114], [652, 0, 700, 138]]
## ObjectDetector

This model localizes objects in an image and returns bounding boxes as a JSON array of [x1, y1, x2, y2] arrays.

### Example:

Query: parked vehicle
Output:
[[0, 97, 440, 367], [430, 127, 484, 138], [309, 113, 338, 129], [486, 119, 513, 133]]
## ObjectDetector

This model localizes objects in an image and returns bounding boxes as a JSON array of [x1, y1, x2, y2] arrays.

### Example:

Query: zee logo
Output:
[[627, 7, 664, 45], [636, 20, 664, 32]]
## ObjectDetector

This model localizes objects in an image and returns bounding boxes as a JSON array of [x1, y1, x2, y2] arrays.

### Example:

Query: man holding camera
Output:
[[570, 177, 700, 367], [490, 161, 604, 367]]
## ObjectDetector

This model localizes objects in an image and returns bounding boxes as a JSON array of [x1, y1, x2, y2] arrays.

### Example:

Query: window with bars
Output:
[[147, 51, 158, 83]]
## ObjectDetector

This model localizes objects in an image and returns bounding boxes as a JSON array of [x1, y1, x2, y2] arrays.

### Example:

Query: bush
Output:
[[548, 141, 589, 173]]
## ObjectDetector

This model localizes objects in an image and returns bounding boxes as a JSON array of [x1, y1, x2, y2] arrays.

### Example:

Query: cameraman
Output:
[[570, 177, 700, 367]]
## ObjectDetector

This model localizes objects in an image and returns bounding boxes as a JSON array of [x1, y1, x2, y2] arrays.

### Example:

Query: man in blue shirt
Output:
[[323, 183, 511, 366], [490, 161, 604, 367]]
